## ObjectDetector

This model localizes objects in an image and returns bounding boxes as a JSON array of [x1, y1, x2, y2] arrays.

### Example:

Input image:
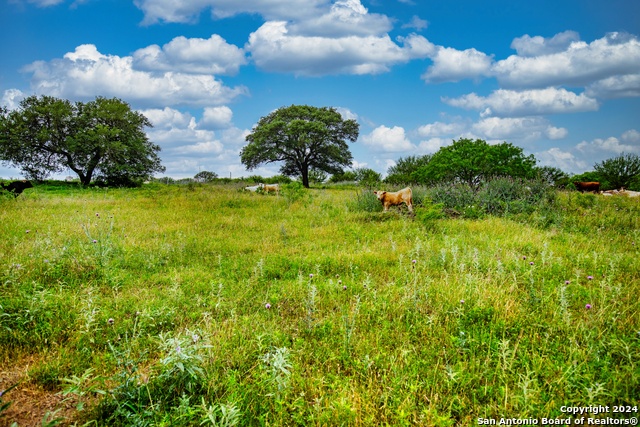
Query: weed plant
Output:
[[0, 183, 638, 426]]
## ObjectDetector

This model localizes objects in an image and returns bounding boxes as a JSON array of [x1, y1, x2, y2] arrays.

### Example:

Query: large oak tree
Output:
[[240, 105, 359, 188], [0, 95, 164, 186]]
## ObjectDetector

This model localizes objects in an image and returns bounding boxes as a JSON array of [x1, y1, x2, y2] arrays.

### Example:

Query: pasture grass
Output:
[[0, 183, 638, 426]]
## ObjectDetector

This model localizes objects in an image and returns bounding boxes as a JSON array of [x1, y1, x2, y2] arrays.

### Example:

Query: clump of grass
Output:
[[347, 188, 381, 212]]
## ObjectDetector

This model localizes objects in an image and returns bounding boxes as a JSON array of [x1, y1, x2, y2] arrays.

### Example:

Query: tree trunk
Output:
[[301, 165, 310, 188]]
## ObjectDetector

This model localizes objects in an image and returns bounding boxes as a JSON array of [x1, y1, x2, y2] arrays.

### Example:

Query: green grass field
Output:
[[1, 183, 638, 426]]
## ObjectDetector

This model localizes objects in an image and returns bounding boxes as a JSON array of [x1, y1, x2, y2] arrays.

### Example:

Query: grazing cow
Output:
[[260, 183, 280, 194], [1, 180, 33, 197], [373, 187, 413, 212], [574, 181, 600, 193]]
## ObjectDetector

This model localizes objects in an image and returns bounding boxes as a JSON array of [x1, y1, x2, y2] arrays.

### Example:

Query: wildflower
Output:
[[176, 345, 182, 353], [96, 213, 100, 217], [587, 275, 593, 280], [564, 280, 570, 285], [107, 318, 114, 325], [92, 239, 97, 244], [585, 304, 592, 309], [529, 262, 534, 265], [412, 259, 417, 264], [460, 299, 465, 304], [265, 303, 271, 309], [192, 334, 200, 343], [26, 230, 30, 233], [343, 285, 347, 291], [309, 274, 314, 279], [522, 256, 526, 260]]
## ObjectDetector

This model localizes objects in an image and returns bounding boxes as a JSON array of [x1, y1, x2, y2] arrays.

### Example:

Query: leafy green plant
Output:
[[280, 181, 312, 205]]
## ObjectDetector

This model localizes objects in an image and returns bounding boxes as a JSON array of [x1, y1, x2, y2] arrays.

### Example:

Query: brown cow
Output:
[[374, 187, 413, 212], [1, 180, 33, 197], [259, 183, 280, 194], [574, 181, 600, 193]]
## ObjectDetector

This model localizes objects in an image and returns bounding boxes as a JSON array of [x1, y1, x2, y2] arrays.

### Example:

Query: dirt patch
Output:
[[0, 356, 81, 427]]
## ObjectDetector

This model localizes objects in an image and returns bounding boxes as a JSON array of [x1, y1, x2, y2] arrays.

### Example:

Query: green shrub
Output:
[[281, 181, 312, 205], [347, 189, 381, 212]]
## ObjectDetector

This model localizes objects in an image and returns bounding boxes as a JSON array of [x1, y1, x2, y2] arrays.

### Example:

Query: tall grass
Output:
[[0, 183, 638, 426]]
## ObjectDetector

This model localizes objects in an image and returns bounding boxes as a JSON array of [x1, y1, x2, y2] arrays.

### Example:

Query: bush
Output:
[[347, 189, 382, 212], [428, 183, 476, 212], [425, 177, 555, 219], [281, 182, 312, 205]]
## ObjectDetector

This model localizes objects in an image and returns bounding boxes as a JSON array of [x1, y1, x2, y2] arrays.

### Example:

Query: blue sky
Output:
[[1, 0, 639, 180]]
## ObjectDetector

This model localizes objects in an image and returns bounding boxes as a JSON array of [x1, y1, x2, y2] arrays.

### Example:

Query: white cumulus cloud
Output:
[[510, 31, 581, 57], [289, 0, 392, 37], [200, 106, 234, 129], [139, 106, 250, 178], [536, 147, 587, 174], [422, 46, 493, 83], [472, 117, 567, 141], [134, 0, 327, 24], [576, 135, 640, 155], [585, 73, 640, 99], [443, 88, 599, 117], [1, 89, 26, 110], [132, 35, 247, 75], [361, 125, 415, 152], [417, 121, 466, 138], [246, 22, 434, 76], [494, 32, 640, 89], [22, 44, 247, 107]]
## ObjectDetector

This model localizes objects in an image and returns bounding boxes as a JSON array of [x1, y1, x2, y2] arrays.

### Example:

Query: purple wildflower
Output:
[[108, 318, 114, 325], [585, 304, 592, 309], [265, 303, 271, 309], [587, 275, 593, 280]]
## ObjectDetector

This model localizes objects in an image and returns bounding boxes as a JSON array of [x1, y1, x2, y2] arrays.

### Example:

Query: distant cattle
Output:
[[374, 187, 413, 213], [574, 181, 600, 193], [244, 185, 261, 192], [260, 183, 280, 194], [1, 180, 33, 197]]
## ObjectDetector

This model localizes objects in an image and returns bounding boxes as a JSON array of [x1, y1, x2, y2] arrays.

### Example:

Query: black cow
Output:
[[1, 180, 34, 197]]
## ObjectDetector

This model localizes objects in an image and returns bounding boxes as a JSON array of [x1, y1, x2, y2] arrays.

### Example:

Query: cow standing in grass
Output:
[[574, 181, 600, 193], [1, 180, 33, 197], [374, 187, 413, 213], [260, 183, 280, 195]]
